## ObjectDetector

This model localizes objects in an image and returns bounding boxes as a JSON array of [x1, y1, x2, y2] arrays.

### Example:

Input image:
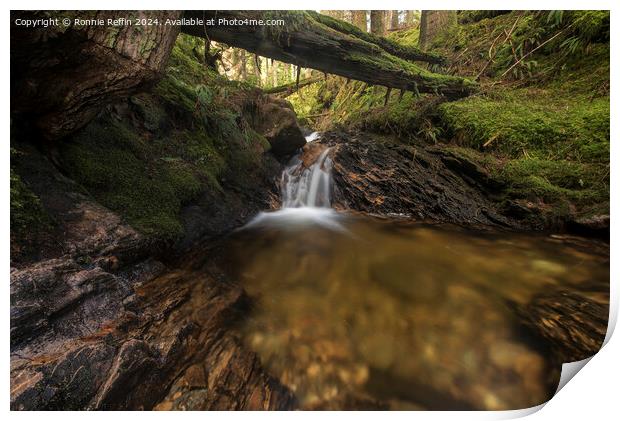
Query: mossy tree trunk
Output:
[[419, 10, 458, 50], [182, 11, 475, 98], [11, 10, 182, 139]]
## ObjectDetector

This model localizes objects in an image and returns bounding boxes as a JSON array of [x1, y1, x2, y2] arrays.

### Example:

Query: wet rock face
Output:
[[10, 11, 181, 139], [255, 98, 306, 159], [10, 244, 296, 410], [317, 131, 515, 228]]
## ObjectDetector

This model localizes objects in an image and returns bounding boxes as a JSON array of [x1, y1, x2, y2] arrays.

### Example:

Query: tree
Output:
[[370, 10, 386, 35], [389, 10, 400, 30], [404, 10, 420, 28], [418, 10, 457, 50], [352, 10, 367, 31], [321, 10, 351, 22]]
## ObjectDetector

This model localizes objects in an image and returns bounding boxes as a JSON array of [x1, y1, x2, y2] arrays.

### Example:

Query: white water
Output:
[[305, 131, 321, 142], [243, 131, 343, 230], [281, 147, 333, 208]]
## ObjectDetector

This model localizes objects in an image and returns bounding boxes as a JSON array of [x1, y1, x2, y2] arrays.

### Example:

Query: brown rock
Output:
[[255, 98, 306, 158]]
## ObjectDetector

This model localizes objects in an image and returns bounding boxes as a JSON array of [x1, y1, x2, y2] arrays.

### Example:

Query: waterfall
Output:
[[242, 132, 343, 231], [281, 147, 333, 208]]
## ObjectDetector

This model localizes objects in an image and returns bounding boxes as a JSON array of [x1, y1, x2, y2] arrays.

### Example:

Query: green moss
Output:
[[387, 27, 420, 48], [496, 158, 608, 204], [307, 11, 444, 63], [438, 90, 609, 162], [58, 34, 275, 240], [10, 166, 49, 234], [61, 120, 194, 239]]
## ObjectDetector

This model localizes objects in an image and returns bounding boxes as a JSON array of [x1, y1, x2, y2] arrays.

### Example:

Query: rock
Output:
[[9, 143, 292, 410], [516, 290, 608, 362], [320, 131, 516, 228], [300, 142, 328, 169], [255, 98, 306, 159], [11, 255, 296, 410], [569, 214, 610, 238]]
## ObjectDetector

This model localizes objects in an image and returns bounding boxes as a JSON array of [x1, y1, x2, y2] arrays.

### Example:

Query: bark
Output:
[[419, 10, 458, 50], [182, 11, 474, 98], [370, 10, 386, 35], [10, 10, 181, 140], [389, 10, 400, 30], [239, 50, 247, 80], [352, 11, 368, 31]]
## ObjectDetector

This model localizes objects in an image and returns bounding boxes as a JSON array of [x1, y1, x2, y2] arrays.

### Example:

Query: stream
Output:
[[202, 133, 608, 410]]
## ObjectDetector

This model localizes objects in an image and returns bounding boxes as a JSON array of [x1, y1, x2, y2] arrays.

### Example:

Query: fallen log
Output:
[[263, 76, 323, 96], [181, 11, 476, 98]]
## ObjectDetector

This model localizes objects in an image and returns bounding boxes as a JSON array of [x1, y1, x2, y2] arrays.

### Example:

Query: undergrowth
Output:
[[292, 10, 610, 223]]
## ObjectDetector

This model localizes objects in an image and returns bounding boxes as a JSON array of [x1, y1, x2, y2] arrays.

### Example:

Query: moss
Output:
[[299, 11, 609, 225], [306, 11, 444, 63], [495, 158, 608, 204], [386, 27, 420, 48], [10, 166, 49, 235], [438, 90, 609, 162], [59, 34, 275, 241], [60, 120, 193, 239]]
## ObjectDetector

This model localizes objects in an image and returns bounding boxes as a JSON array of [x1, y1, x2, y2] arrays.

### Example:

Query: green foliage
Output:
[[386, 27, 420, 48], [496, 158, 608, 205], [10, 164, 48, 234]]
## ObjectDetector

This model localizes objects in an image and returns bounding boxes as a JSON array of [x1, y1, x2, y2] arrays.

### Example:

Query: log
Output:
[[263, 76, 323, 95], [181, 11, 476, 98]]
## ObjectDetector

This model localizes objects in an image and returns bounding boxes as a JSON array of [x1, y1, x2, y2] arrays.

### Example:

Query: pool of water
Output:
[[217, 211, 609, 410]]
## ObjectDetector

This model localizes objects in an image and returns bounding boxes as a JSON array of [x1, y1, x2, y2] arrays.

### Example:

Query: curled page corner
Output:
[[555, 357, 593, 394]]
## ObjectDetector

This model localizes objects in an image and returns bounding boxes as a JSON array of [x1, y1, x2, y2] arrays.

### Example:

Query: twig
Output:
[[500, 23, 574, 79], [475, 15, 521, 81]]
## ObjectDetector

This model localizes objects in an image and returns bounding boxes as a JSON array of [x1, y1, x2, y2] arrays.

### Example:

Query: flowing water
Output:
[[216, 136, 609, 410]]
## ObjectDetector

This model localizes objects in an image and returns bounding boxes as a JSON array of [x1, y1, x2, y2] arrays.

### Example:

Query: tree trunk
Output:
[[271, 59, 279, 87], [419, 10, 458, 50], [370, 10, 386, 35], [321, 10, 351, 22], [239, 50, 247, 80], [404, 10, 419, 28], [352, 11, 367, 31], [182, 11, 473, 98], [10, 10, 181, 140], [389, 10, 400, 30], [263, 76, 323, 96]]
